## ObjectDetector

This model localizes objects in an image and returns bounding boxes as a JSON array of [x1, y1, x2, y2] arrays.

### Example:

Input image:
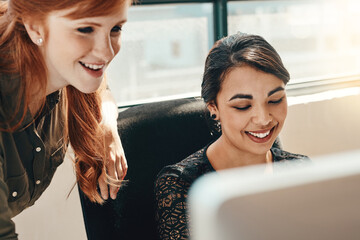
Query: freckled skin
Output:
[[40, 3, 129, 94]]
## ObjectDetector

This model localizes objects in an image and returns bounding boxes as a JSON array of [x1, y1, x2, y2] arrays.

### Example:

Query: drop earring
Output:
[[209, 113, 221, 135], [36, 38, 43, 46]]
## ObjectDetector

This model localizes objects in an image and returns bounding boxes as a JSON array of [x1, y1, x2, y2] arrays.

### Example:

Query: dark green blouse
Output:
[[0, 73, 65, 239]]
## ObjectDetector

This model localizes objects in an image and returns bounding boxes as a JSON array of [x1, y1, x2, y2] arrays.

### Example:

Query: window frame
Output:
[[136, 0, 228, 42], [120, 0, 360, 107]]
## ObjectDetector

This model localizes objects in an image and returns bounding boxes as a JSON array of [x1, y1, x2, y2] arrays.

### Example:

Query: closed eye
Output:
[[269, 97, 284, 104], [234, 105, 251, 111]]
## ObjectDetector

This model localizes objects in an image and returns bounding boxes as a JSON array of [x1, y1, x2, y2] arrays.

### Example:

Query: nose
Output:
[[94, 34, 116, 62], [252, 105, 272, 126]]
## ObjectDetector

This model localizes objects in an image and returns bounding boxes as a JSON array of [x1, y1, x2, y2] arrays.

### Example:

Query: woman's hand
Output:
[[98, 87, 127, 200], [98, 123, 127, 200]]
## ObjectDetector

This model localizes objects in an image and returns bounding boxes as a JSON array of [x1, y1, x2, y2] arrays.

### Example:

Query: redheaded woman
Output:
[[0, 0, 132, 238]]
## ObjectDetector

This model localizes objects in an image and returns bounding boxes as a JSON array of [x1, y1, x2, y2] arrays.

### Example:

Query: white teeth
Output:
[[82, 62, 104, 70], [248, 130, 270, 139]]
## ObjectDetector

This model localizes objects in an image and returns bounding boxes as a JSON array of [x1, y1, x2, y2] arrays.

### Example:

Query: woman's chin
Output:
[[75, 83, 102, 94]]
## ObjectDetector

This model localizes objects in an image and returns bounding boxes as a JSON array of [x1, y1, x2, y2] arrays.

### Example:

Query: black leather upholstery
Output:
[[79, 98, 216, 240], [79, 97, 283, 240]]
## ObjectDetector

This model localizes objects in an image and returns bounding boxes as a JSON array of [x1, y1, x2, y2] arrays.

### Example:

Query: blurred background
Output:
[[13, 0, 360, 239], [108, 0, 360, 105]]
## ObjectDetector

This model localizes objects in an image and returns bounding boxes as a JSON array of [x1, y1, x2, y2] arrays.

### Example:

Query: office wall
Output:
[[12, 150, 87, 240], [281, 93, 360, 157]]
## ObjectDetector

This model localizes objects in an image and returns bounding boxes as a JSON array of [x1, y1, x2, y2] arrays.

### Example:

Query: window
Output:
[[228, 0, 360, 84], [107, 3, 213, 105], [107, 0, 360, 105]]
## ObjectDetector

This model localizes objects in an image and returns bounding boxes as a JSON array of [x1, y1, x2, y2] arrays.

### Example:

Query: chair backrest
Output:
[[79, 97, 283, 240], [79, 98, 217, 240]]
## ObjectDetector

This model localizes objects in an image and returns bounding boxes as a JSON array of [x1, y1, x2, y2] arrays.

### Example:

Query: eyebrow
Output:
[[268, 86, 285, 97], [229, 94, 253, 101], [81, 22, 102, 27], [78, 19, 127, 27], [229, 86, 285, 101]]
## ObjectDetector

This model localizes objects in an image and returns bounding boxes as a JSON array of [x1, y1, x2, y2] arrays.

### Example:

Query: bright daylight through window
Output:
[[106, 0, 360, 106]]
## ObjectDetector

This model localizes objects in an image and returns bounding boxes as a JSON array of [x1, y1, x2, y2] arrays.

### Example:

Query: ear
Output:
[[23, 18, 45, 46], [207, 101, 220, 120]]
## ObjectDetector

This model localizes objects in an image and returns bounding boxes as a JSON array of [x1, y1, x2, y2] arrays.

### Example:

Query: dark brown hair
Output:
[[201, 33, 289, 136], [201, 33, 290, 105]]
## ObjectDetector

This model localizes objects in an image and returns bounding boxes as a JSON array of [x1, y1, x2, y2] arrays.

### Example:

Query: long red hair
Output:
[[0, 0, 129, 203]]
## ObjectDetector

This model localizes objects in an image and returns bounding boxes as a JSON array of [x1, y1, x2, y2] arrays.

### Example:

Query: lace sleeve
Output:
[[155, 174, 192, 240]]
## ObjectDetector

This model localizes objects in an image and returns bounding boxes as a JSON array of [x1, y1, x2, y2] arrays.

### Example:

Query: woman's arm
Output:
[[0, 160, 18, 239], [0, 103, 18, 239], [98, 88, 127, 200], [155, 174, 192, 240]]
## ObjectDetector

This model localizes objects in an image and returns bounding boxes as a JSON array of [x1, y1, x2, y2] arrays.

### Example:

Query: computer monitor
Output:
[[188, 150, 360, 240]]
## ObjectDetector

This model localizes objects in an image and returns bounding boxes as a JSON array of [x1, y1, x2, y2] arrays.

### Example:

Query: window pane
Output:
[[107, 3, 213, 105], [228, 0, 360, 84]]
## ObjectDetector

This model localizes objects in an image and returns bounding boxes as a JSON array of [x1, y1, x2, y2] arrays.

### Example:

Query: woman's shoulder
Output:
[[0, 72, 21, 106], [156, 146, 211, 184], [271, 147, 310, 162], [0, 72, 20, 89], [0, 73, 25, 127]]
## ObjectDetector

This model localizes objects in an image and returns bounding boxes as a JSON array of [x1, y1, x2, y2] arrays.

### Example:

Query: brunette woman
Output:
[[154, 33, 310, 240]]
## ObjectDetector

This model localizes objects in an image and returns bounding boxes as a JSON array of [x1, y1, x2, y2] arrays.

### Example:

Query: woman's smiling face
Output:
[[40, 2, 129, 94], [209, 65, 288, 156]]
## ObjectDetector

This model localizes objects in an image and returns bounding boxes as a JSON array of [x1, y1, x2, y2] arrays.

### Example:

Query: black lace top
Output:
[[154, 145, 310, 240]]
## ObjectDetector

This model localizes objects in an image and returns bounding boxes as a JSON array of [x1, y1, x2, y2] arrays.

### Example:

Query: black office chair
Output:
[[79, 97, 217, 240], [79, 97, 283, 240]]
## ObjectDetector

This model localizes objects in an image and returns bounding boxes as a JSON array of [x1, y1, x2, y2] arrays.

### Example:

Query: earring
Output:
[[36, 38, 43, 46], [211, 114, 217, 119]]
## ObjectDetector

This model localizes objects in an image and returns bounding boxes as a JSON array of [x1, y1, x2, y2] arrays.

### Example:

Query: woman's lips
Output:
[[79, 61, 105, 78], [245, 126, 275, 143]]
